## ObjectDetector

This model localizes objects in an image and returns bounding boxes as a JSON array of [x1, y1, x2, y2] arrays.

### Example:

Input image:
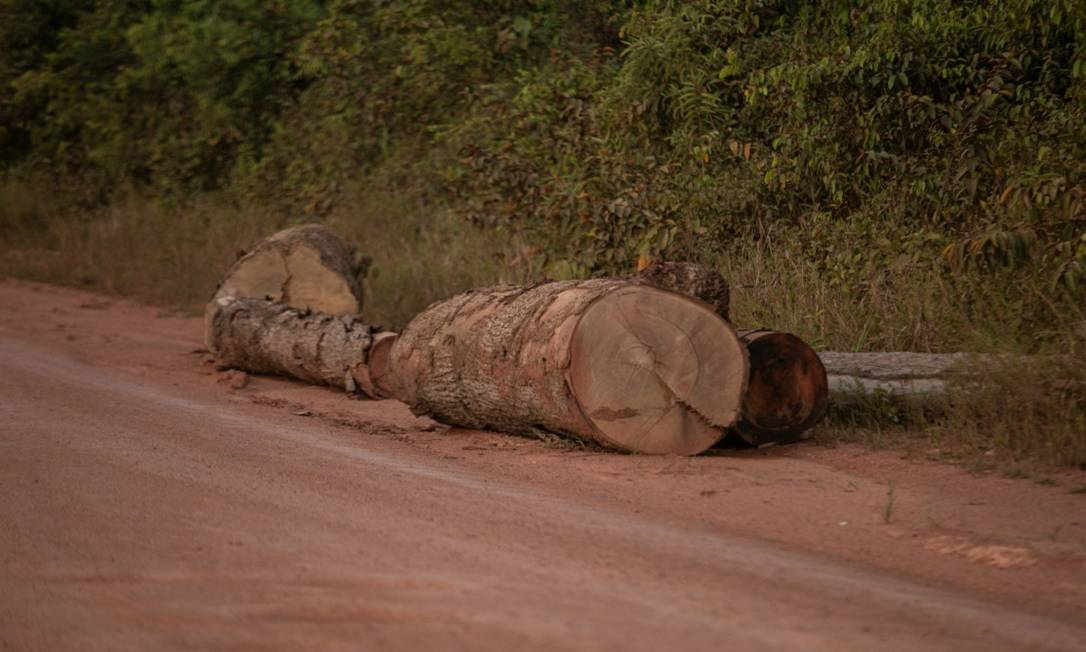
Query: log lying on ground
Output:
[[206, 224, 364, 350], [637, 261, 730, 321], [384, 280, 749, 455], [817, 351, 983, 404], [354, 331, 398, 399], [208, 296, 376, 391], [735, 329, 829, 445]]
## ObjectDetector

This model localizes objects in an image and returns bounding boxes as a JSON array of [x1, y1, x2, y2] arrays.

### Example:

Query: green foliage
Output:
[[2, 0, 323, 199], [1, 0, 1084, 350], [451, 0, 1086, 282]]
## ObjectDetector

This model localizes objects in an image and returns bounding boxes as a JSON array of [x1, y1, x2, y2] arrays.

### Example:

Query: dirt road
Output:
[[1, 280, 1085, 651]]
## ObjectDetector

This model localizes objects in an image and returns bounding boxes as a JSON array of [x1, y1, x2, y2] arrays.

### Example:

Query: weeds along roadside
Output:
[[0, 176, 524, 329], [715, 239, 1086, 477], [807, 358, 1086, 481]]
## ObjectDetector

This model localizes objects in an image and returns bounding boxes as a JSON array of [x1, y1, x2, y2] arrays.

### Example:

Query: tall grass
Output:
[[323, 184, 530, 329], [716, 240, 1086, 355], [0, 177, 523, 326], [712, 240, 1086, 471]]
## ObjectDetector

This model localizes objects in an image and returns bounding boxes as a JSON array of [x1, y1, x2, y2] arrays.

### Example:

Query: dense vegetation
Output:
[[2, 1, 1085, 467]]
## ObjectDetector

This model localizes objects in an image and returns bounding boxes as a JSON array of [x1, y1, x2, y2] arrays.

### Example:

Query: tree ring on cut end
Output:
[[568, 285, 747, 455]]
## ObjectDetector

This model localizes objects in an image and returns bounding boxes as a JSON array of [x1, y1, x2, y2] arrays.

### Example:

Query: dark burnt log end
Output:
[[733, 330, 828, 446]]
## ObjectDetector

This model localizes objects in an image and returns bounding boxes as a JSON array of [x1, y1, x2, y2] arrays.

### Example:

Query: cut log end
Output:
[[568, 286, 747, 455], [735, 330, 828, 445], [353, 331, 398, 399], [206, 224, 364, 353], [223, 224, 361, 312]]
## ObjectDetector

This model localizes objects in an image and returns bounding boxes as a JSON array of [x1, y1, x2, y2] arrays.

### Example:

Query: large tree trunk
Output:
[[208, 296, 376, 392], [384, 280, 749, 455], [205, 224, 364, 349]]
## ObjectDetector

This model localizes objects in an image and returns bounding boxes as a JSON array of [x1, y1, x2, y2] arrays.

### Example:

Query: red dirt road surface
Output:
[[2, 280, 1085, 651]]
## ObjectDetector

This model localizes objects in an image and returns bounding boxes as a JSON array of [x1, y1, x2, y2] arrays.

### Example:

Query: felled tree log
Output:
[[205, 224, 364, 350], [384, 280, 749, 455], [735, 330, 829, 445], [637, 261, 730, 321], [354, 331, 398, 399], [208, 296, 376, 391], [818, 352, 982, 403]]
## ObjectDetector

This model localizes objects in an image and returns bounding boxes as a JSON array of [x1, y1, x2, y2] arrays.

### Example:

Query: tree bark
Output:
[[818, 351, 982, 403], [208, 296, 375, 392], [636, 261, 730, 321], [734, 329, 829, 445], [205, 224, 363, 349], [384, 280, 749, 455]]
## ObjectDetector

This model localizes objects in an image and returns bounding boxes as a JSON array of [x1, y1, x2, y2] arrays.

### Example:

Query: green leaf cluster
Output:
[[2, 0, 1085, 294]]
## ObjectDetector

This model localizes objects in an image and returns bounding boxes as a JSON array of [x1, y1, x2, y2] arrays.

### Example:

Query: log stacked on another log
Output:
[[636, 261, 730, 321], [206, 224, 396, 396]]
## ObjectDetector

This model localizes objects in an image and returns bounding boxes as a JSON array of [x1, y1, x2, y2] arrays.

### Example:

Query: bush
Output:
[[2, 0, 1084, 352]]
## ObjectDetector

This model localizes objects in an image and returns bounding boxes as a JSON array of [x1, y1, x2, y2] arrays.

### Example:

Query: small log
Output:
[[206, 224, 363, 350], [636, 261, 730, 321], [817, 351, 980, 403], [208, 296, 374, 391], [735, 330, 829, 445], [384, 280, 749, 455]]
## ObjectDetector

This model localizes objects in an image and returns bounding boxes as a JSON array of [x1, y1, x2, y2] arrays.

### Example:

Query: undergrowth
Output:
[[0, 176, 523, 328]]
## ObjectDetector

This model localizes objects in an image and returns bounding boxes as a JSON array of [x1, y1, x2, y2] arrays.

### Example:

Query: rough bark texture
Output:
[[208, 296, 374, 392], [636, 261, 730, 321], [734, 329, 829, 445], [385, 280, 748, 455], [818, 351, 981, 403], [206, 224, 363, 349]]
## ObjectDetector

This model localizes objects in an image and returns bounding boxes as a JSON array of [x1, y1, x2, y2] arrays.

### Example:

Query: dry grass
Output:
[[715, 240, 1086, 355], [323, 184, 530, 329], [934, 356, 1086, 470], [0, 178, 524, 327], [710, 241, 1086, 472]]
